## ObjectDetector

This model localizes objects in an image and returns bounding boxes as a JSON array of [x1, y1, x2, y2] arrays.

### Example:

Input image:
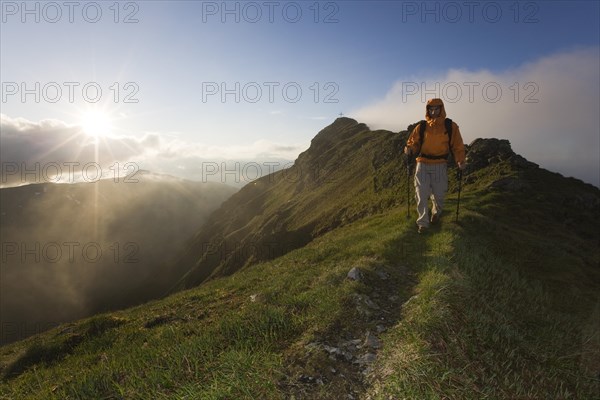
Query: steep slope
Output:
[[0, 118, 598, 399], [0, 172, 236, 345], [171, 118, 409, 289]]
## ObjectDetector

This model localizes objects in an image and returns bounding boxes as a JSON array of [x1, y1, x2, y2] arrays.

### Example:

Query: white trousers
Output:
[[414, 162, 448, 228]]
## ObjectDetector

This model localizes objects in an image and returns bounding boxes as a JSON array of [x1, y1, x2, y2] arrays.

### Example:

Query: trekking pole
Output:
[[455, 168, 463, 222], [406, 153, 413, 219]]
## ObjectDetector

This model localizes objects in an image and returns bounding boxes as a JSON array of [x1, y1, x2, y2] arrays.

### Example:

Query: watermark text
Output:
[[200, 1, 339, 23], [1, 162, 140, 185], [201, 81, 339, 103], [1, 1, 140, 23], [199, 161, 337, 185], [401, 81, 540, 103], [1, 241, 140, 264], [1, 81, 140, 104], [400, 1, 540, 24]]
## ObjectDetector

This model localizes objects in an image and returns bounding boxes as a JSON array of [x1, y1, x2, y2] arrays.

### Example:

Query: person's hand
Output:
[[458, 162, 466, 170]]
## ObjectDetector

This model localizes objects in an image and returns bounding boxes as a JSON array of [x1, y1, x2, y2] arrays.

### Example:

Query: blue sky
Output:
[[1, 1, 599, 186]]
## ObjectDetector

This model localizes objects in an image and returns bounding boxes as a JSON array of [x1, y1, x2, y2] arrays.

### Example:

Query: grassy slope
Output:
[[171, 119, 409, 289], [1, 174, 598, 399]]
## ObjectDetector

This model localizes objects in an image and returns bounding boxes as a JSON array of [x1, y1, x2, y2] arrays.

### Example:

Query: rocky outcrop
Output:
[[465, 138, 539, 174]]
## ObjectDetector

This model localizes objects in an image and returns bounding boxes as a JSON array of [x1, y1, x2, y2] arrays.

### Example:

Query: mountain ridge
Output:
[[169, 117, 599, 291]]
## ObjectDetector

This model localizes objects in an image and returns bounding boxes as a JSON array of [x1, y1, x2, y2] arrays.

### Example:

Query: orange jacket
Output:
[[406, 98, 466, 165]]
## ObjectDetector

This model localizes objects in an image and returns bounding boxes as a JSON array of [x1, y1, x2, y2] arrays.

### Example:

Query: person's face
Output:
[[427, 105, 441, 118]]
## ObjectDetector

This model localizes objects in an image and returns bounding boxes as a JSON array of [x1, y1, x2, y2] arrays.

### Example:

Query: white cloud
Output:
[[155, 137, 304, 161], [0, 114, 305, 187], [0, 114, 157, 186], [351, 47, 600, 187]]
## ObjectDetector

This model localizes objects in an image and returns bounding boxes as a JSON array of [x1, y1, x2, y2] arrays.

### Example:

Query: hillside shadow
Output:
[[377, 214, 435, 321]]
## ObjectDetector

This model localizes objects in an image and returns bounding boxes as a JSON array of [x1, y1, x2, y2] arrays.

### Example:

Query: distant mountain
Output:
[[0, 173, 236, 345], [170, 117, 599, 290]]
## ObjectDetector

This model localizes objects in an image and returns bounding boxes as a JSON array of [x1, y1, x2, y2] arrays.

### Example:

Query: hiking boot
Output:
[[418, 226, 427, 234], [430, 213, 440, 225]]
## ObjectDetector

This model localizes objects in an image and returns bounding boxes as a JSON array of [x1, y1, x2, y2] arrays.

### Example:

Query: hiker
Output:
[[404, 98, 466, 234]]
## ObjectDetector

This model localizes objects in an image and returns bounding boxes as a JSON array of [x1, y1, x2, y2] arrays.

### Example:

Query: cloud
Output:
[[0, 114, 305, 187], [155, 138, 305, 161], [0, 114, 158, 186], [351, 47, 600, 187]]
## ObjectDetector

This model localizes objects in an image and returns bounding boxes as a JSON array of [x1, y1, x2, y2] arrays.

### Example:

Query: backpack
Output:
[[417, 118, 453, 160]]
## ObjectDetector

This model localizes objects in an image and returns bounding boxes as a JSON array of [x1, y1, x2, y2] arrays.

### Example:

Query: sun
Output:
[[80, 110, 113, 138]]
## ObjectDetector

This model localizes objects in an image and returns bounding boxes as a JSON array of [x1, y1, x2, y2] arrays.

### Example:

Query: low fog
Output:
[[0, 173, 236, 345]]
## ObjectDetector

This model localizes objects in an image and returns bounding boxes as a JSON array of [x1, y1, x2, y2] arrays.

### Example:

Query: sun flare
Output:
[[80, 110, 112, 138]]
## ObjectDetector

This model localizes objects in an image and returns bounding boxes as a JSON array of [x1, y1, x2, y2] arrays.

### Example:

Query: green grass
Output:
[[0, 206, 418, 399], [1, 182, 598, 399], [368, 204, 599, 399]]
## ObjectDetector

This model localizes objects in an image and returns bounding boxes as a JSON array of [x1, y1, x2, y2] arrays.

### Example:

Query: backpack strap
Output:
[[445, 118, 453, 148], [445, 118, 455, 160], [418, 120, 427, 153]]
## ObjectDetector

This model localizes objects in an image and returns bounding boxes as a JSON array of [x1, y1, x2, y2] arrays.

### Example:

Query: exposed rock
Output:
[[466, 138, 538, 174], [323, 344, 354, 362], [343, 338, 363, 348], [306, 341, 356, 363], [509, 154, 538, 169], [363, 332, 381, 349], [355, 353, 377, 365], [347, 267, 363, 281], [351, 294, 380, 318]]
